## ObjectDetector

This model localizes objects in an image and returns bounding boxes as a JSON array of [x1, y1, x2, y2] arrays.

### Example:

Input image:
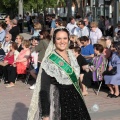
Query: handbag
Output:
[[103, 67, 117, 75], [16, 62, 27, 74]]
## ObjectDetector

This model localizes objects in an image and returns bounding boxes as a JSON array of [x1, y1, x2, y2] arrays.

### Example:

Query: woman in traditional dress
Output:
[[27, 27, 91, 120], [104, 43, 120, 98]]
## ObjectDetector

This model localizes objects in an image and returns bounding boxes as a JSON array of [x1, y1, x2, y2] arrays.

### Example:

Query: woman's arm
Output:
[[16, 50, 30, 62], [40, 69, 51, 117]]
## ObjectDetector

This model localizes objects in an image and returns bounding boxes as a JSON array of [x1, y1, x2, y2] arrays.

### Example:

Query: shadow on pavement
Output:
[[12, 102, 28, 120]]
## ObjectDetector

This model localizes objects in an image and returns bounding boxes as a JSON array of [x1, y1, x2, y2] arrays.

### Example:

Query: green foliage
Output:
[[0, 0, 66, 13]]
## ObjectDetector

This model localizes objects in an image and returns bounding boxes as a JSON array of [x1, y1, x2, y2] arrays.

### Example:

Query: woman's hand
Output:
[[108, 66, 113, 71], [42, 117, 49, 120], [4, 60, 8, 63]]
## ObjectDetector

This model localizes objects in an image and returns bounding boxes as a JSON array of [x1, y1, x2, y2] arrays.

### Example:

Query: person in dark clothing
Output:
[[27, 27, 91, 120], [18, 14, 23, 33], [0, 43, 5, 77], [15, 34, 23, 52], [9, 19, 20, 42], [105, 25, 113, 37], [69, 45, 92, 96]]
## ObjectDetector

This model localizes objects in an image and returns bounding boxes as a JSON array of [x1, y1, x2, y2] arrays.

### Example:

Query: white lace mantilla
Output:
[[41, 50, 80, 85]]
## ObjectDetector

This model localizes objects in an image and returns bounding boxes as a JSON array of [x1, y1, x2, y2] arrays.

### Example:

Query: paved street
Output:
[[1, 79, 120, 120], [0, 32, 120, 120]]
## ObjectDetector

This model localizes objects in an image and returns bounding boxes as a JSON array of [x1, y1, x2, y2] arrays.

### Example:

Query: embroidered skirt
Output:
[[58, 85, 91, 120]]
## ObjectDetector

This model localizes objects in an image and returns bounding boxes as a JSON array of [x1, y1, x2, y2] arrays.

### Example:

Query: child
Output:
[[69, 45, 92, 96]]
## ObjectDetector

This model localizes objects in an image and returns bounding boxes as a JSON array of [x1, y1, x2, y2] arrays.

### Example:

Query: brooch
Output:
[[59, 61, 64, 66]]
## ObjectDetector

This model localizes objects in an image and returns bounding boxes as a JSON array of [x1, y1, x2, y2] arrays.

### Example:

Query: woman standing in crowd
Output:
[[35, 30, 50, 68], [0, 42, 19, 87], [29, 30, 50, 90], [15, 34, 24, 52], [89, 22, 102, 45], [27, 27, 91, 120], [104, 43, 120, 98]]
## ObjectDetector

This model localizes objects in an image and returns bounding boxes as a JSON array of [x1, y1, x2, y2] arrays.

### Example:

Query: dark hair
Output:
[[79, 20, 85, 26], [11, 42, 18, 50], [39, 30, 51, 41], [0, 22, 6, 29], [53, 28, 70, 44], [69, 16, 74, 21], [79, 36, 89, 42], [55, 19, 63, 26], [69, 45, 81, 53], [94, 44, 104, 53]]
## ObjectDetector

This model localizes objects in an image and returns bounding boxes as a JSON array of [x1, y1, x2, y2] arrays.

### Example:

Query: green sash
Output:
[[48, 53, 84, 100]]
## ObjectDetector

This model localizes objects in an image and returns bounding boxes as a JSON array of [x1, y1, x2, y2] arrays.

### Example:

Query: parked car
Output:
[[0, 13, 6, 20]]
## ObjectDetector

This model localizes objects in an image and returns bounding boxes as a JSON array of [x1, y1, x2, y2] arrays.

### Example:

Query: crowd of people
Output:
[[1, 13, 120, 120]]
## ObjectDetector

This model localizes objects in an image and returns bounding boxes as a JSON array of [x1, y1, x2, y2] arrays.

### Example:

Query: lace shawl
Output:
[[41, 50, 80, 85]]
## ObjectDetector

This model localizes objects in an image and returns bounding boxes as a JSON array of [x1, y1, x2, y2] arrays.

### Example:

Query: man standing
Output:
[[66, 16, 78, 35], [26, 13, 31, 32], [77, 20, 89, 37], [83, 18, 91, 29], [9, 19, 20, 42], [50, 15, 56, 36], [5, 15, 12, 33]]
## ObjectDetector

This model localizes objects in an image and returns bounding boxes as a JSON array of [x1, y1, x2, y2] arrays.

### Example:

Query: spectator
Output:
[[69, 35, 78, 47], [15, 40, 31, 75], [81, 44, 107, 95], [98, 16, 105, 34], [97, 38, 111, 59], [29, 38, 39, 90], [66, 16, 78, 35], [0, 43, 5, 76], [0, 22, 6, 42], [83, 17, 91, 29], [50, 15, 56, 36], [80, 36, 94, 63], [15, 34, 24, 52], [5, 15, 12, 33], [29, 31, 50, 90], [30, 37, 39, 51], [90, 22, 102, 45], [106, 36, 113, 49], [18, 14, 23, 33], [9, 19, 20, 42], [55, 19, 63, 28], [105, 24, 113, 37], [69, 45, 90, 96], [26, 13, 31, 32], [35, 30, 50, 69], [105, 16, 110, 31], [32, 22, 42, 37], [114, 23, 120, 36], [0, 42, 19, 86], [2, 33, 12, 54], [104, 44, 120, 98], [76, 20, 89, 37]]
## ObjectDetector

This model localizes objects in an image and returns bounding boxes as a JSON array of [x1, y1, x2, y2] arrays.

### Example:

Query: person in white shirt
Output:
[[89, 22, 102, 45], [76, 20, 89, 37], [2, 33, 12, 54], [66, 16, 78, 35], [114, 23, 120, 36]]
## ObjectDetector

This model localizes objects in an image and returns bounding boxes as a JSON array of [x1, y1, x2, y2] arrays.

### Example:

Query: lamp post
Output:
[[18, 0, 23, 17]]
